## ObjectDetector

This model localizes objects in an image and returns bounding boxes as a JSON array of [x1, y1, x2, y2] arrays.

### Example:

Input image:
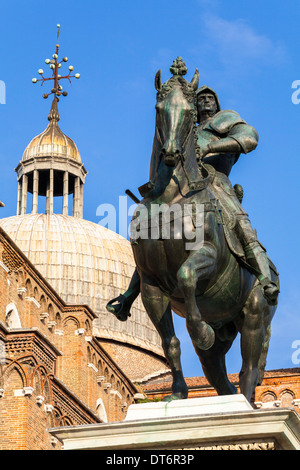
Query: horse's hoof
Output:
[[162, 393, 188, 402], [195, 322, 215, 350]]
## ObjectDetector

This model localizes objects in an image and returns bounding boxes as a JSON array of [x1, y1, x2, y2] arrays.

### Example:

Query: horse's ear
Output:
[[155, 70, 162, 91], [190, 68, 199, 91]]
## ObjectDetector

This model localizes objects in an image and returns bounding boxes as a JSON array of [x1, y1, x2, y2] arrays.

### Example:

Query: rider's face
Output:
[[197, 93, 218, 117]]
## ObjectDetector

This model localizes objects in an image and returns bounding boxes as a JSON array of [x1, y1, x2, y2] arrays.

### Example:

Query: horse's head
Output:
[[154, 58, 199, 167]]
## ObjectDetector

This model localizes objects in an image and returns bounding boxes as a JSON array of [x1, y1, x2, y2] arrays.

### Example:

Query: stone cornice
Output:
[[0, 321, 62, 359]]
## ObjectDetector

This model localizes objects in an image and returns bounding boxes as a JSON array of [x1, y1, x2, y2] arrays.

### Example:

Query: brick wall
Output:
[[0, 228, 139, 449], [142, 369, 300, 415]]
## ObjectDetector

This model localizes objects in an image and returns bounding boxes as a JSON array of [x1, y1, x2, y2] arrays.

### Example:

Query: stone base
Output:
[[50, 395, 300, 451], [124, 394, 252, 421]]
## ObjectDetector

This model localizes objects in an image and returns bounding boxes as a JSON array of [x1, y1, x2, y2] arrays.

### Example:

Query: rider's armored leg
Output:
[[235, 217, 279, 305]]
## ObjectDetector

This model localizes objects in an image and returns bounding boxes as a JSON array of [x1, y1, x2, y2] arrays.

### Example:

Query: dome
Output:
[[15, 97, 87, 219], [22, 122, 81, 163], [21, 98, 81, 163], [0, 213, 164, 359], [7, 94, 168, 382]]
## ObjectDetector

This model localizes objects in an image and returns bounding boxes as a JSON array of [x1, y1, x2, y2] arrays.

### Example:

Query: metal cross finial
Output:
[[32, 24, 80, 100]]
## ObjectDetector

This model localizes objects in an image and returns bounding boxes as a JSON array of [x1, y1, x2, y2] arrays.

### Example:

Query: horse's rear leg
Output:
[[140, 273, 188, 401], [194, 324, 238, 395], [238, 285, 272, 402], [177, 242, 217, 350]]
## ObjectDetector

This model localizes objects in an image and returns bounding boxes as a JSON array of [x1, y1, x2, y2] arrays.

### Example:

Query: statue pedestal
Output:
[[124, 394, 252, 421], [50, 395, 300, 451]]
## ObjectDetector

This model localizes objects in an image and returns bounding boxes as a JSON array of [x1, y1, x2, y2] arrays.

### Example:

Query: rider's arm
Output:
[[227, 123, 259, 154], [207, 137, 242, 155], [209, 123, 259, 155], [199, 123, 258, 160]]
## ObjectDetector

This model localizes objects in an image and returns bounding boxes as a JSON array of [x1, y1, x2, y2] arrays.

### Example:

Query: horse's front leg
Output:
[[140, 272, 188, 401], [177, 241, 217, 350]]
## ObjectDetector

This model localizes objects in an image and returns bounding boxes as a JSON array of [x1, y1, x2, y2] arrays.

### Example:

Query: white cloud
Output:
[[202, 14, 286, 68]]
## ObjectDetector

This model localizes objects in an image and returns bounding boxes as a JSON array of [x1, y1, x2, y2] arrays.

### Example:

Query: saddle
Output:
[[203, 165, 279, 280], [203, 164, 246, 259]]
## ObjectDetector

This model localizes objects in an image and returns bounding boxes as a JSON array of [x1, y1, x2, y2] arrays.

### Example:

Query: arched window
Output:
[[110, 374, 115, 389], [6, 303, 22, 328], [85, 319, 91, 334], [25, 278, 33, 296], [48, 304, 54, 322], [97, 360, 103, 376], [55, 312, 62, 327], [34, 287, 39, 299], [261, 391, 276, 403], [40, 295, 46, 311], [96, 398, 108, 423], [87, 346, 92, 363], [280, 390, 295, 406]]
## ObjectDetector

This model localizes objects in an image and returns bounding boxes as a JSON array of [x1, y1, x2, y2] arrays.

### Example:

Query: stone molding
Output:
[[50, 397, 300, 451]]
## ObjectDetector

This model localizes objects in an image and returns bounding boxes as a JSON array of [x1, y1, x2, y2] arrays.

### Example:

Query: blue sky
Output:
[[0, 0, 299, 378]]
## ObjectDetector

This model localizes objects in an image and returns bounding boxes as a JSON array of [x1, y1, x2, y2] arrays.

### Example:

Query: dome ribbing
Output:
[[0, 213, 164, 358]]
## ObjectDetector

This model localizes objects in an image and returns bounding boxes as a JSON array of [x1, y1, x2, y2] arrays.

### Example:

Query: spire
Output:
[[15, 25, 87, 219], [48, 96, 60, 122]]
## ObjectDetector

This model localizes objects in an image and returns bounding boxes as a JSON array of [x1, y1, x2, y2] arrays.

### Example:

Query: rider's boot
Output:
[[244, 240, 279, 305], [106, 269, 141, 321], [235, 217, 279, 305]]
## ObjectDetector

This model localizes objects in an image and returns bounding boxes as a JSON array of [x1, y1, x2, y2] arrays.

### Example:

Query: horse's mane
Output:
[[156, 75, 196, 104]]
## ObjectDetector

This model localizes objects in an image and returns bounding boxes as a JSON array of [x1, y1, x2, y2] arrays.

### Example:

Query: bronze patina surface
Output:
[[107, 58, 279, 402]]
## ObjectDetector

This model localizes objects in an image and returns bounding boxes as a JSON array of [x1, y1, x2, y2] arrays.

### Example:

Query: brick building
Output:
[[0, 226, 141, 449], [141, 368, 300, 414]]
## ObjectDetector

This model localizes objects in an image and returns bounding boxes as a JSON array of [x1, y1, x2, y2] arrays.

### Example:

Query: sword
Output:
[[125, 189, 140, 204]]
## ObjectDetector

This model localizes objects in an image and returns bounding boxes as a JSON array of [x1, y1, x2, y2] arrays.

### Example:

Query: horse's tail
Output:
[[257, 323, 272, 385]]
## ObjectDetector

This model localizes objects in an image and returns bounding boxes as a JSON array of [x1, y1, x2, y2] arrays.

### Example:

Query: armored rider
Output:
[[195, 85, 279, 304], [106, 86, 279, 320]]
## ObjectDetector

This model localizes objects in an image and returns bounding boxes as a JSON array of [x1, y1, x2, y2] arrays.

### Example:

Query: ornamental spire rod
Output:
[[32, 24, 80, 101]]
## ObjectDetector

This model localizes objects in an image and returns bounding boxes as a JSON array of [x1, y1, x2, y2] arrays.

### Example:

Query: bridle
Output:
[[155, 97, 210, 192]]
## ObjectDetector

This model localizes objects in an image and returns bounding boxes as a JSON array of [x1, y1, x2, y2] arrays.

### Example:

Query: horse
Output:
[[115, 67, 278, 403]]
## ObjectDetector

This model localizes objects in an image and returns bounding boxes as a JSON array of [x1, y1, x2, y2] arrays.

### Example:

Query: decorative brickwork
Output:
[[142, 368, 300, 415], [100, 340, 169, 382], [0, 227, 138, 450], [2, 224, 300, 450]]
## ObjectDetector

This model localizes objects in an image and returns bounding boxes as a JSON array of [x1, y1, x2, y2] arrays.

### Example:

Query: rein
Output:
[[181, 120, 210, 192]]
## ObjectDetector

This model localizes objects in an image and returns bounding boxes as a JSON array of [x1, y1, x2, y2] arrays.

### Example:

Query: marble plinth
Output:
[[124, 394, 252, 421]]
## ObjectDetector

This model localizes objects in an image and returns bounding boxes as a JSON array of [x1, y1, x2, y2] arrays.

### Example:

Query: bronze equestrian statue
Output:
[[107, 58, 279, 403]]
